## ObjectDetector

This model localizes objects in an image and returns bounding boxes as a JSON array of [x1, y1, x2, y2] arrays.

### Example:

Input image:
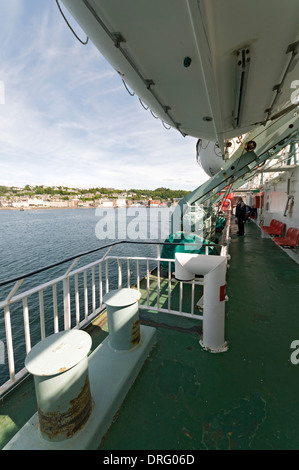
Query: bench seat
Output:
[[273, 228, 299, 247], [261, 219, 286, 236]]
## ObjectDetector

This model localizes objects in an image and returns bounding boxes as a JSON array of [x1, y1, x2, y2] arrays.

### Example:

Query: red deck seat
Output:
[[273, 228, 299, 247], [261, 219, 286, 236], [261, 219, 276, 233]]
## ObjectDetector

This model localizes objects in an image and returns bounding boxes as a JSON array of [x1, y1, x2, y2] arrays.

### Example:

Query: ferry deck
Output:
[[1, 218, 299, 450]]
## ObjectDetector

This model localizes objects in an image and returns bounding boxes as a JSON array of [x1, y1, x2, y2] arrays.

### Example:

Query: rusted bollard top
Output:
[[25, 330, 93, 442], [25, 330, 92, 377]]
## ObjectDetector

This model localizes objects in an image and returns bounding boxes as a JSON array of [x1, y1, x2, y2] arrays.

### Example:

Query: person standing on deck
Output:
[[235, 197, 246, 236]]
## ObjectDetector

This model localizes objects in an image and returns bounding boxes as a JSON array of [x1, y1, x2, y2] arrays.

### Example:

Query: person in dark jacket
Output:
[[235, 197, 246, 236]]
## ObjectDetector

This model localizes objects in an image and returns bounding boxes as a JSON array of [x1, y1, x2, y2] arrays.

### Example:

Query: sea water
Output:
[[0, 207, 174, 387]]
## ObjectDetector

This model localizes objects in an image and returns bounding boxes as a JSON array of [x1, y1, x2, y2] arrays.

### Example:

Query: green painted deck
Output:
[[99, 220, 299, 450], [1, 220, 299, 450]]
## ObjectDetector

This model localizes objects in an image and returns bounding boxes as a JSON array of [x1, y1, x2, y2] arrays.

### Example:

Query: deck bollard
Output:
[[25, 330, 93, 442], [103, 288, 141, 351]]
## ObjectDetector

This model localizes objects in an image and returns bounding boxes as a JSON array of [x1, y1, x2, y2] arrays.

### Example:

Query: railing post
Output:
[[84, 270, 88, 321], [75, 274, 80, 327], [117, 259, 122, 288], [136, 259, 140, 291], [63, 278, 71, 331], [156, 245, 160, 309], [4, 305, 15, 382], [52, 284, 59, 333], [4, 279, 24, 303], [168, 261, 171, 311], [22, 298, 31, 354], [99, 263, 103, 308], [92, 266, 96, 315], [127, 259, 130, 288], [3, 279, 24, 383], [39, 290, 45, 340], [63, 258, 80, 331], [146, 260, 150, 306], [105, 260, 109, 293]]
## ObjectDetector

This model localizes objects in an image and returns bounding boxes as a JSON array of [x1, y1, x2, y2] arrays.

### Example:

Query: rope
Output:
[[56, 0, 89, 45]]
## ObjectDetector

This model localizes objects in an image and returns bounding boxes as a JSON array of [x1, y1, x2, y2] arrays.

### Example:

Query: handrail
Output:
[[0, 238, 229, 396], [0, 240, 224, 288]]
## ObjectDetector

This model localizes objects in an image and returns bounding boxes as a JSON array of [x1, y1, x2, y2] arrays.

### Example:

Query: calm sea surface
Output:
[[0, 207, 173, 386]]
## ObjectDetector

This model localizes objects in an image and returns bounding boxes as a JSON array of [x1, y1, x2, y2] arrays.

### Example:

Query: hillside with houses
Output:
[[0, 185, 188, 209]]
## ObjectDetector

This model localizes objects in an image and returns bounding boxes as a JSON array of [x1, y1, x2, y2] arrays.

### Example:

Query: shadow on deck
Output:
[[99, 220, 299, 450]]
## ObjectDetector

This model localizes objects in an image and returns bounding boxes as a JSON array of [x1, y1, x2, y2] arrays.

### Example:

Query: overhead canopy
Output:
[[61, 0, 299, 153]]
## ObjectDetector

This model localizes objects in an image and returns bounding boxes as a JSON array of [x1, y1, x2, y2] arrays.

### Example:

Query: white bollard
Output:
[[25, 330, 93, 441], [175, 253, 228, 352], [103, 288, 141, 351]]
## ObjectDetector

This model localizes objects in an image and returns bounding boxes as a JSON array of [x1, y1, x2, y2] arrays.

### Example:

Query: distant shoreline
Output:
[[0, 205, 173, 211], [0, 206, 93, 211]]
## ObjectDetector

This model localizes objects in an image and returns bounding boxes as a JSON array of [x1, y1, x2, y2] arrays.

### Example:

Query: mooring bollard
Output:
[[103, 288, 141, 351], [25, 330, 93, 442]]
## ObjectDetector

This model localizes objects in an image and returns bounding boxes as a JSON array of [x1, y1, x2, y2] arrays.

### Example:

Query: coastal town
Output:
[[0, 185, 188, 209]]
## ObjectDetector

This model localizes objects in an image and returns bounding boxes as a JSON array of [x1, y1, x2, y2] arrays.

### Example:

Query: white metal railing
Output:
[[0, 238, 228, 397]]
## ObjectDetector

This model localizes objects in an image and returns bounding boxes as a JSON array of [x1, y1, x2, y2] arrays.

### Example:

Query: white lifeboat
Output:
[[60, 0, 299, 154], [196, 137, 244, 177]]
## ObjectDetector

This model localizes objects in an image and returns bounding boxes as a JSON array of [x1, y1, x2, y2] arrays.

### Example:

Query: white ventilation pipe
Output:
[[175, 253, 228, 352]]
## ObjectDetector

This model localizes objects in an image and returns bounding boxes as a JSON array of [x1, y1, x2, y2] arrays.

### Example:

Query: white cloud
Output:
[[0, 0, 208, 191]]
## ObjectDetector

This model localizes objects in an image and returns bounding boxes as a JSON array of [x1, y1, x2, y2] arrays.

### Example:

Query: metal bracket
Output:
[[163, 106, 171, 114], [264, 40, 299, 122], [233, 47, 251, 128], [144, 79, 155, 89], [286, 40, 299, 55], [112, 32, 126, 48]]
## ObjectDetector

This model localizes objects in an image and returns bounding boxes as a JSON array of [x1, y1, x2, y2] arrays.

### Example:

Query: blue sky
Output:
[[0, 0, 208, 191]]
